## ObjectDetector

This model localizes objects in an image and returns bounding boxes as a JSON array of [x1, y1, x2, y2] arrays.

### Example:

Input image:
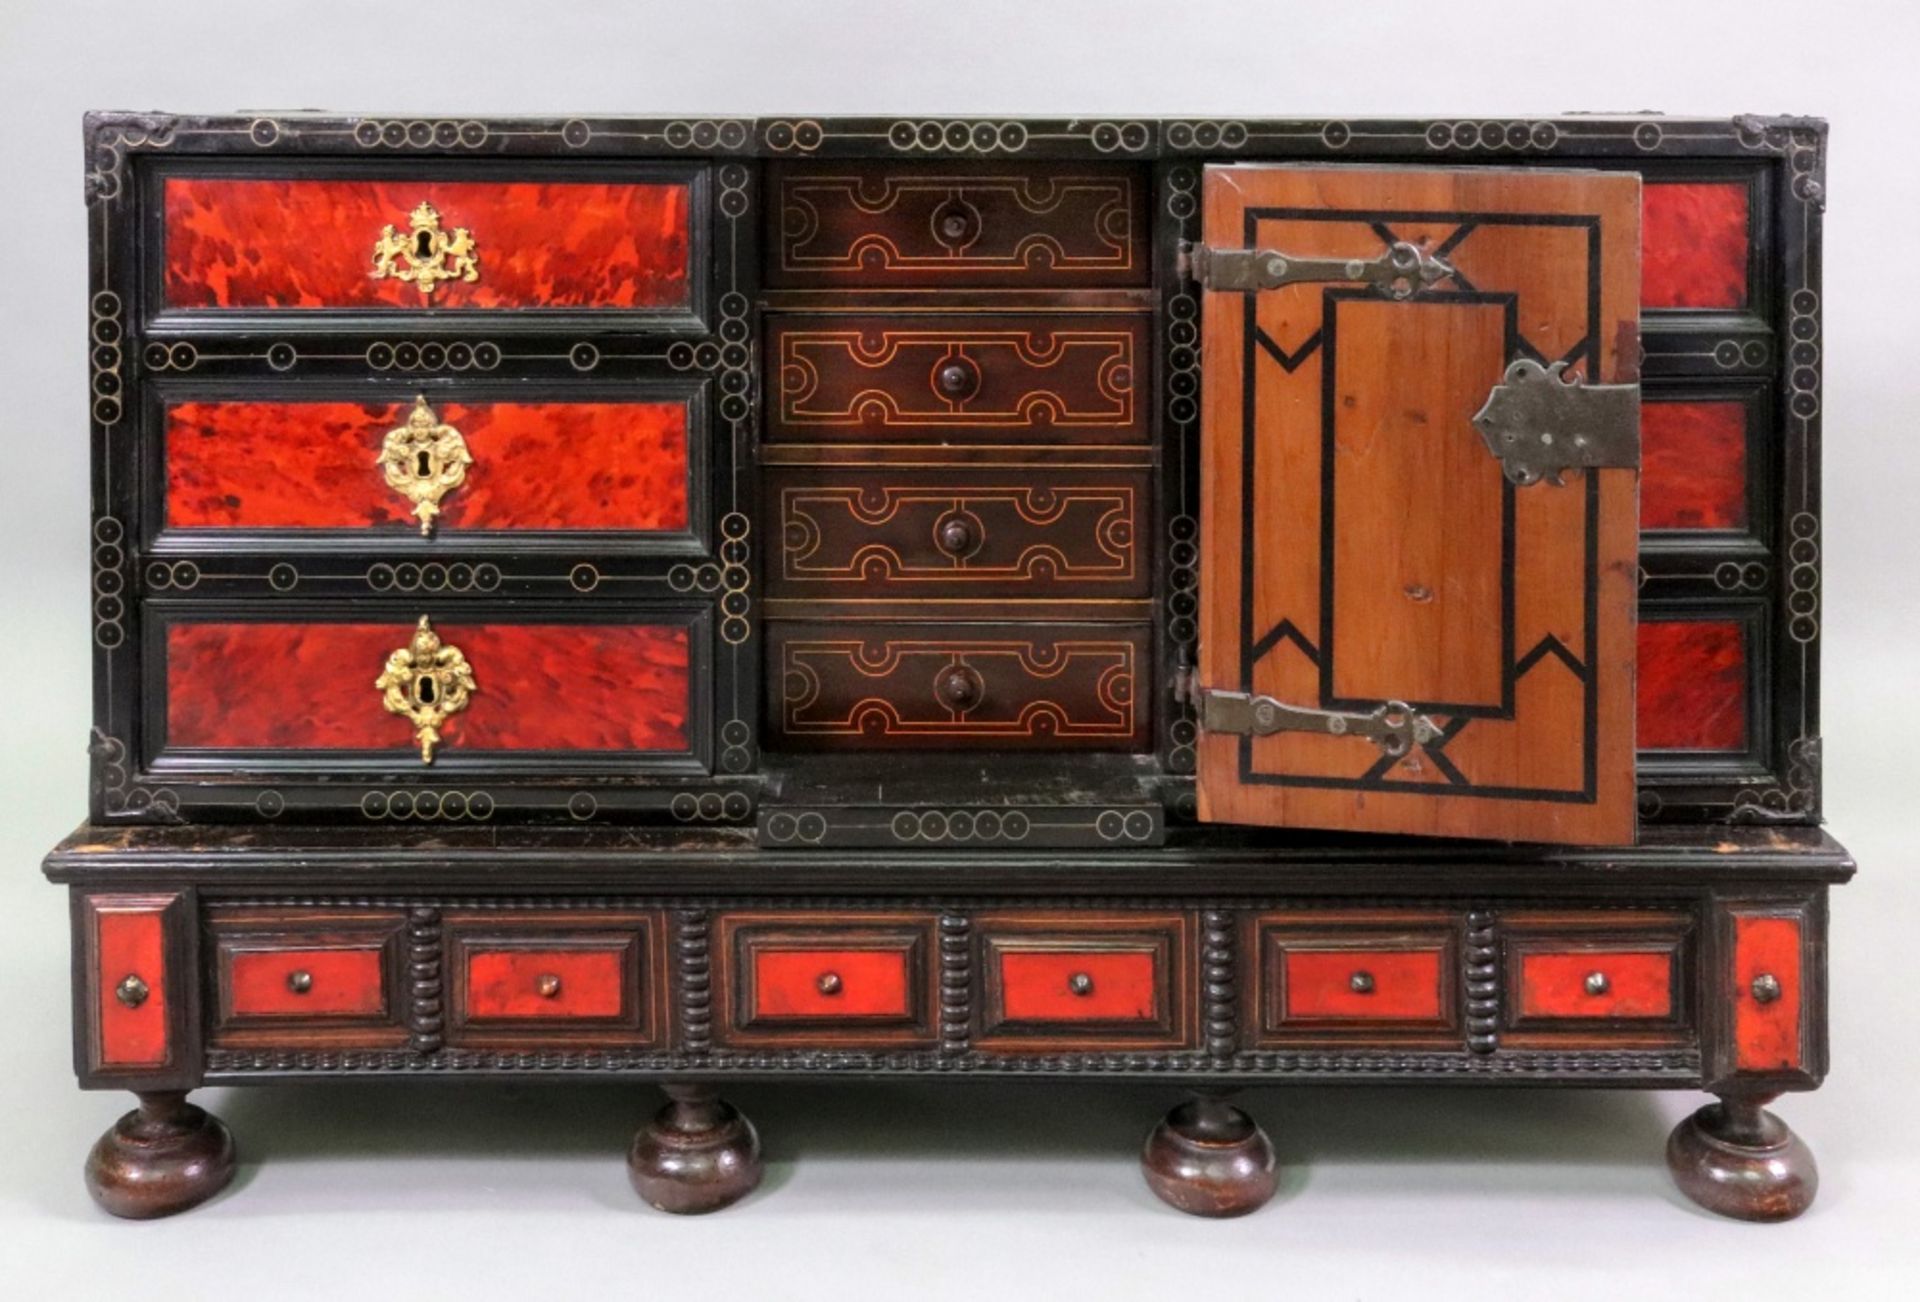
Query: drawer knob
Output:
[[938, 668, 982, 709], [537, 974, 563, 1000], [286, 970, 314, 995], [933, 357, 979, 401], [114, 974, 150, 1009], [378, 396, 473, 537], [817, 971, 843, 996], [936, 518, 975, 555], [370, 200, 480, 302], [1349, 971, 1375, 995], [1584, 971, 1611, 997], [1752, 973, 1782, 1005], [1068, 972, 1095, 996], [375, 616, 478, 764]]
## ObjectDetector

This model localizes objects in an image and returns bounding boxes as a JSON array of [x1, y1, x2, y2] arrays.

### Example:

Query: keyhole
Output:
[[415, 230, 435, 259], [416, 449, 433, 477], [416, 674, 436, 705]]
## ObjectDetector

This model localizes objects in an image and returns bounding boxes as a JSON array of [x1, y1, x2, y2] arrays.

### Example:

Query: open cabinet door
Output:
[[1191, 165, 1641, 845]]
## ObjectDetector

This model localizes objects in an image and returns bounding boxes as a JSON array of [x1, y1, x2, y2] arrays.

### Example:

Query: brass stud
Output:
[[537, 974, 563, 999], [817, 971, 843, 996], [1068, 972, 1095, 996], [1584, 971, 1611, 997], [286, 970, 314, 995], [1349, 971, 1375, 995], [114, 974, 149, 1009]]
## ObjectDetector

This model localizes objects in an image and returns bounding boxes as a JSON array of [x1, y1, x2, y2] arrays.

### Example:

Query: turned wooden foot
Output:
[[85, 1091, 236, 1219], [1141, 1093, 1276, 1217], [1667, 1093, 1817, 1222], [628, 1084, 762, 1214]]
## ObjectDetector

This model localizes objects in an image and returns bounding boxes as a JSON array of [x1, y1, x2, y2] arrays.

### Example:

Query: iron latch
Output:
[[1178, 674, 1439, 760], [1185, 240, 1453, 300], [1471, 358, 1641, 486]]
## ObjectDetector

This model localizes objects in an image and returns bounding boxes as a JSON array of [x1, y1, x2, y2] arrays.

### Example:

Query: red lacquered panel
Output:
[[1518, 950, 1674, 1019], [229, 947, 385, 1017], [1284, 949, 1444, 1021], [1642, 181, 1749, 309], [752, 949, 911, 1019], [166, 399, 689, 532], [163, 177, 691, 310], [94, 901, 169, 1068], [464, 948, 627, 1020], [1637, 619, 1748, 752], [165, 622, 690, 753], [998, 950, 1158, 1023], [1641, 401, 1748, 530], [1733, 915, 1804, 1072]]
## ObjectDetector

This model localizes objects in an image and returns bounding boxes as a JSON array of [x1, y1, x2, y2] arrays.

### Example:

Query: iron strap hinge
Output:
[[1183, 240, 1453, 300], [1177, 674, 1440, 760], [1471, 358, 1641, 485]]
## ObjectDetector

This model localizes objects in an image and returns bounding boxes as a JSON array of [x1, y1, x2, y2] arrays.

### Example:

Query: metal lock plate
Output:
[[1471, 359, 1641, 486]]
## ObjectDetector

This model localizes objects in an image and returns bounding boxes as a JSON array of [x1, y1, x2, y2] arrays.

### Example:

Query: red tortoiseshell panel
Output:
[[464, 948, 627, 1020], [999, 950, 1159, 1022], [1637, 620, 1748, 752], [165, 622, 690, 752], [1518, 950, 1675, 1019], [1284, 950, 1444, 1021], [94, 901, 170, 1068], [1733, 915, 1804, 1072], [229, 948, 386, 1017], [166, 399, 690, 532], [1641, 401, 1748, 531], [1642, 181, 1750, 309], [752, 949, 913, 1019], [163, 178, 691, 310]]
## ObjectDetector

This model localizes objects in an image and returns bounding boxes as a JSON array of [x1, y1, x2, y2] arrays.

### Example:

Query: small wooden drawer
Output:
[[713, 912, 939, 1048], [162, 391, 697, 539], [1502, 911, 1693, 1045], [767, 463, 1149, 604], [445, 911, 667, 1048], [208, 907, 407, 1048], [767, 162, 1149, 289], [766, 313, 1149, 443], [974, 912, 1194, 1051], [769, 621, 1150, 751], [1245, 911, 1462, 1046], [158, 164, 702, 318]]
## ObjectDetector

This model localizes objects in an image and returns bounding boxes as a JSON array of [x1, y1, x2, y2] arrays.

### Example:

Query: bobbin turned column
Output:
[[85, 1090, 236, 1219], [628, 1083, 763, 1214], [1141, 1092, 1277, 1217], [1667, 1092, 1817, 1222]]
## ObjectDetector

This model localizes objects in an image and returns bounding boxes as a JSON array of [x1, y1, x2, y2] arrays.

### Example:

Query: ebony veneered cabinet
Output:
[[49, 112, 1846, 1222]]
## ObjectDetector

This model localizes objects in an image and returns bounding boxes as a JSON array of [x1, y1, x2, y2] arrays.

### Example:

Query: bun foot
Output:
[[1667, 1094, 1817, 1222], [1141, 1094, 1277, 1217], [85, 1091, 236, 1219], [628, 1084, 762, 1214]]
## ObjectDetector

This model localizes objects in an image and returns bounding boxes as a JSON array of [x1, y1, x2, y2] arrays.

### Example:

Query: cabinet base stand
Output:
[[85, 1091, 236, 1220], [628, 1084, 763, 1214], [1666, 1093, 1817, 1222], [1140, 1093, 1277, 1217]]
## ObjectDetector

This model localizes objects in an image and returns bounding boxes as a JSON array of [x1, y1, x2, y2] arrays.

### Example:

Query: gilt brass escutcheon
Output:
[[370, 201, 480, 300], [374, 616, 477, 763], [377, 396, 472, 536]]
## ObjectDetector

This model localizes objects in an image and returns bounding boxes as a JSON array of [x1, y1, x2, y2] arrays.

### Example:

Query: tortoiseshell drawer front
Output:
[[207, 908, 407, 1049], [1244, 912, 1464, 1047], [1501, 912, 1694, 1047], [157, 164, 702, 318], [767, 463, 1149, 604], [162, 392, 697, 539], [767, 162, 1149, 289], [766, 313, 1149, 443], [712, 912, 940, 1049], [444, 911, 667, 1048], [768, 621, 1150, 751], [973, 912, 1195, 1052]]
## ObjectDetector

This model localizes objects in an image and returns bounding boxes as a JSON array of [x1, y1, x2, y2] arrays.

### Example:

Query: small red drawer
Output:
[[85, 893, 183, 1071], [208, 908, 407, 1049], [229, 947, 386, 1017], [466, 948, 626, 1020], [1000, 950, 1157, 1022], [974, 912, 1192, 1051], [1284, 949, 1445, 1021], [1516, 950, 1675, 1019], [1732, 912, 1806, 1073], [444, 911, 666, 1048], [715, 912, 939, 1048]]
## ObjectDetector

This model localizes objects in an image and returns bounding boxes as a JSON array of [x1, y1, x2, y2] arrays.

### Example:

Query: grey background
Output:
[[2, 0, 1916, 1296]]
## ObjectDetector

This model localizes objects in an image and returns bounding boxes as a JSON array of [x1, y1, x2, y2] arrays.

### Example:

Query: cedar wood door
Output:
[[1193, 165, 1641, 845]]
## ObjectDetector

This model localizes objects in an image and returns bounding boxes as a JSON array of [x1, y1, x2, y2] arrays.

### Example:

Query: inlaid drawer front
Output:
[[769, 622, 1150, 751], [1729, 906, 1809, 1074], [81, 892, 188, 1074], [161, 617, 694, 761], [208, 908, 406, 1047], [713, 912, 939, 1048], [1502, 912, 1692, 1044], [975, 912, 1194, 1050], [767, 313, 1148, 443], [768, 163, 1149, 288], [1246, 912, 1462, 1045], [768, 464, 1148, 601], [445, 911, 666, 1047], [164, 395, 693, 537], [160, 170, 698, 313]]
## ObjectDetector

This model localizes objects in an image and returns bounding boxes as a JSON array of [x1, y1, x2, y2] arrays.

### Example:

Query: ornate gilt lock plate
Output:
[[370, 200, 480, 300], [377, 396, 472, 536], [375, 616, 477, 763]]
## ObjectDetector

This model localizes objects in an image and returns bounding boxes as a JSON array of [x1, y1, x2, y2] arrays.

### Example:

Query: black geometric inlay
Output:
[[1250, 618, 1321, 667], [1513, 633, 1589, 683], [1254, 327, 1323, 374]]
